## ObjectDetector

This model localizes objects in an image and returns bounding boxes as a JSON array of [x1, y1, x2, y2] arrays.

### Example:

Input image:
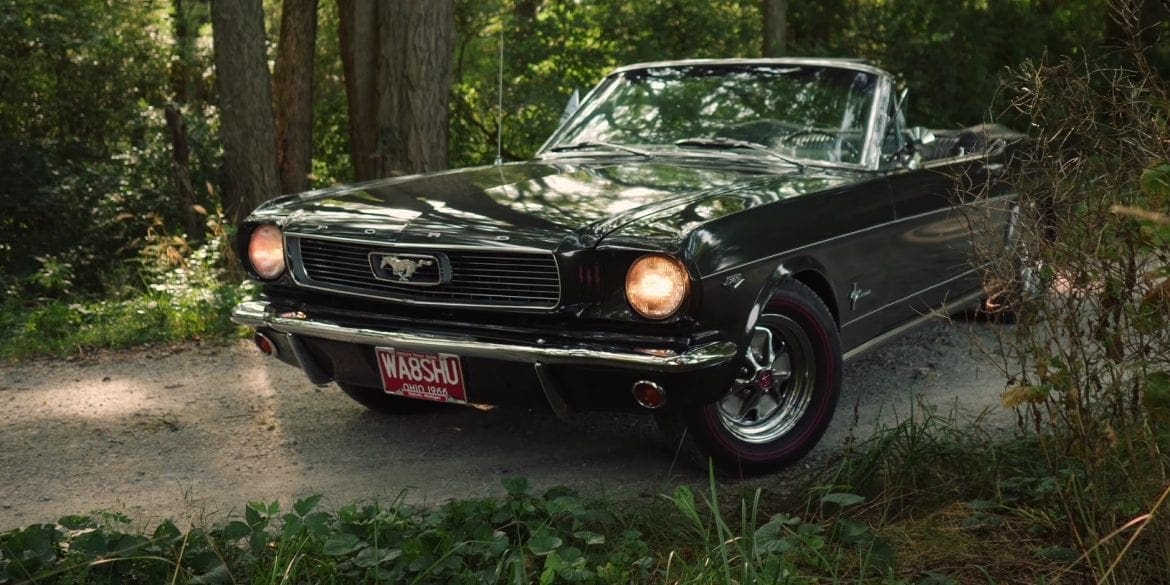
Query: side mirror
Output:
[[558, 89, 581, 126]]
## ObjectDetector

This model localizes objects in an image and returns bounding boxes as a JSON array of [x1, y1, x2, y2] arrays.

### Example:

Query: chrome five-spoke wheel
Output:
[[677, 279, 842, 476], [717, 316, 816, 444]]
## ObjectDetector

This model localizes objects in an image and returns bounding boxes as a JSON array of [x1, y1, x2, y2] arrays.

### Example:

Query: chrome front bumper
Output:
[[230, 300, 738, 373]]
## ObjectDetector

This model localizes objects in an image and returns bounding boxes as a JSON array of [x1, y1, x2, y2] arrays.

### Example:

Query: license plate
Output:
[[375, 347, 467, 404]]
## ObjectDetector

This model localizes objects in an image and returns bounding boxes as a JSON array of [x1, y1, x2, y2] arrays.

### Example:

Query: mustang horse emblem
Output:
[[380, 256, 434, 281]]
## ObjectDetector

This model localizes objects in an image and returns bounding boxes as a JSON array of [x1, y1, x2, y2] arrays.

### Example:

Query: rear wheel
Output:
[[672, 279, 842, 476], [982, 203, 1048, 323], [338, 383, 448, 414]]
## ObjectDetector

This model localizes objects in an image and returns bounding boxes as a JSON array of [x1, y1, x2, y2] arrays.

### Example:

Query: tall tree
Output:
[[275, 0, 319, 194], [211, 0, 279, 225], [762, 0, 787, 57], [339, 0, 455, 180], [167, 0, 201, 239]]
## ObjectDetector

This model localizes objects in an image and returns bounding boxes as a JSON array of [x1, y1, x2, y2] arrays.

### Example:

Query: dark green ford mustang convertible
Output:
[[232, 58, 1021, 475]]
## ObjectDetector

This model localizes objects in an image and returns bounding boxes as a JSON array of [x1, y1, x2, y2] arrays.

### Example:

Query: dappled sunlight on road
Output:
[[0, 320, 1011, 527]]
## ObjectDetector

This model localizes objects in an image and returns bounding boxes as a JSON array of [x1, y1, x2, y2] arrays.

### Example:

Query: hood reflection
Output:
[[269, 159, 854, 250]]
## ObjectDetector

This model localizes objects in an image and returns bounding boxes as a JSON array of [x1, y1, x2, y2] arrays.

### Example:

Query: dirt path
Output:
[[0, 319, 1012, 528]]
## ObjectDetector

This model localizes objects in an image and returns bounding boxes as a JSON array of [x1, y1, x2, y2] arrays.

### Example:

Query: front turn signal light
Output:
[[625, 254, 690, 319], [248, 224, 285, 279]]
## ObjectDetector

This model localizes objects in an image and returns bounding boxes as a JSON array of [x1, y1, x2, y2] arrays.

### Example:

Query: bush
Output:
[[973, 2, 1170, 580]]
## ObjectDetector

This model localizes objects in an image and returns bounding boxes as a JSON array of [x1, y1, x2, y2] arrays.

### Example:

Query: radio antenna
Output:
[[494, 19, 504, 166]]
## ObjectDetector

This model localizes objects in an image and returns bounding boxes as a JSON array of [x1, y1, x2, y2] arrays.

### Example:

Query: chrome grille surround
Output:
[[287, 234, 562, 309]]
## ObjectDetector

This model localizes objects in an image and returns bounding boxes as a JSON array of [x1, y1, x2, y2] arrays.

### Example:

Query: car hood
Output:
[[258, 157, 855, 251]]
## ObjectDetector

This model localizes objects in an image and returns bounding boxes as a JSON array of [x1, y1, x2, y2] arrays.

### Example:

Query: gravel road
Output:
[[0, 318, 1012, 528]]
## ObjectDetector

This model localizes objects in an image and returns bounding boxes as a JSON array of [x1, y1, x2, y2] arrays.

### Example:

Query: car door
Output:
[[883, 154, 999, 320]]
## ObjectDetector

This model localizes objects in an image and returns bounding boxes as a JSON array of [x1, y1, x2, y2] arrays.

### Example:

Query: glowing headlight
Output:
[[248, 224, 285, 279], [625, 254, 690, 319]]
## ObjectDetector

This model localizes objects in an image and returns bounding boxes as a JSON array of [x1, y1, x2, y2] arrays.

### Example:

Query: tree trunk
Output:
[[275, 0, 319, 194], [338, 0, 454, 181], [762, 0, 787, 57], [338, 0, 379, 180], [168, 0, 201, 239], [211, 0, 279, 225]]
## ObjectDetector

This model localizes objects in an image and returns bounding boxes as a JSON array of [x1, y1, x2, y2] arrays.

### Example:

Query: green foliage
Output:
[[451, 0, 761, 167], [0, 486, 652, 584], [0, 0, 221, 299], [0, 425, 1167, 583], [0, 217, 250, 360], [0, 477, 910, 585], [840, 0, 1105, 127], [309, 0, 354, 186], [448, 0, 1113, 171], [968, 6, 1170, 578]]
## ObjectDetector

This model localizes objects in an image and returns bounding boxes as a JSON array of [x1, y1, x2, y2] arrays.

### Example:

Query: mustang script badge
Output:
[[368, 252, 450, 286]]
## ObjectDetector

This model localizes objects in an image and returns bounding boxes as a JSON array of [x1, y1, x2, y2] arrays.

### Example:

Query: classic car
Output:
[[231, 58, 1021, 475]]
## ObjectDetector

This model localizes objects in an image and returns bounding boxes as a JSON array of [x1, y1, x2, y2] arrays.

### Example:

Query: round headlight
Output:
[[248, 224, 285, 279], [625, 254, 690, 319]]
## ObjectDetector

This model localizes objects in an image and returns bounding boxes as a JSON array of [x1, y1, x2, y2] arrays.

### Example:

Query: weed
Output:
[[959, 1, 1170, 580], [0, 211, 250, 361]]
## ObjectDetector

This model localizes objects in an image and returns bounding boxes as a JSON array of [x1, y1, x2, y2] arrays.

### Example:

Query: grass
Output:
[[3, 410, 1167, 584], [1, 221, 248, 361], [0, 293, 242, 361]]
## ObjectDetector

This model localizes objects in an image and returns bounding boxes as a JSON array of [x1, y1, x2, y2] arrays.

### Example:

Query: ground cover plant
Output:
[[1, 411, 1165, 584], [0, 475, 883, 585]]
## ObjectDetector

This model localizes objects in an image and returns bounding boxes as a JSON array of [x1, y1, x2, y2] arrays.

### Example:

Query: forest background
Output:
[[0, 0, 1167, 351]]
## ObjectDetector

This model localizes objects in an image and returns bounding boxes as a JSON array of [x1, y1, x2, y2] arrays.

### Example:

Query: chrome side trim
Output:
[[231, 300, 737, 373], [706, 193, 1016, 279], [842, 289, 983, 362], [842, 266, 983, 327]]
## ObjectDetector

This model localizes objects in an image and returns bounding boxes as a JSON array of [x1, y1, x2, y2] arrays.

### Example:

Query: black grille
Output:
[[289, 236, 561, 309]]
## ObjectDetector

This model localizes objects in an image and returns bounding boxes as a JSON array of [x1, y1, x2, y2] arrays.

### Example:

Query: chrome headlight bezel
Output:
[[624, 253, 691, 320], [247, 224, 286, 280]]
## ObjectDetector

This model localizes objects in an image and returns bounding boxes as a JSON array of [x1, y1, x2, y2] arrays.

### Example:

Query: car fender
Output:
[[739, 255, 837, 351]]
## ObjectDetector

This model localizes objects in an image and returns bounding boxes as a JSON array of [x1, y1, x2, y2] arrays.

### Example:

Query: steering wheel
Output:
[[777, 129, 861, 162]]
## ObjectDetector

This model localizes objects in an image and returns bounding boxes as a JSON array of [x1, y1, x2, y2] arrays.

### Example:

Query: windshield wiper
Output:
[[674, 137, 805, 171], [547, 140, 652, 158]]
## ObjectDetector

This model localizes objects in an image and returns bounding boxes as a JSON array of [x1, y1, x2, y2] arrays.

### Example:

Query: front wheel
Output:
[[673, 279, 842, 476]]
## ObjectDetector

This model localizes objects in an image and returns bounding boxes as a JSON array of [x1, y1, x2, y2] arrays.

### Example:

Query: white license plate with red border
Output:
[[375, 347, 467, 404]]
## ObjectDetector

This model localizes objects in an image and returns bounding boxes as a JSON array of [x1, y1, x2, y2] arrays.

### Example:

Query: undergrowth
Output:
[[963, 2, 1170, 581], [5, 406, 1168, 584], [0, 213, 250, 361], [0, 290, 245, 361]]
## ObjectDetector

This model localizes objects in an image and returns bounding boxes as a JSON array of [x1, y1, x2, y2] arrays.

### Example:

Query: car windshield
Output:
[[547, 64, 878, 165]]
